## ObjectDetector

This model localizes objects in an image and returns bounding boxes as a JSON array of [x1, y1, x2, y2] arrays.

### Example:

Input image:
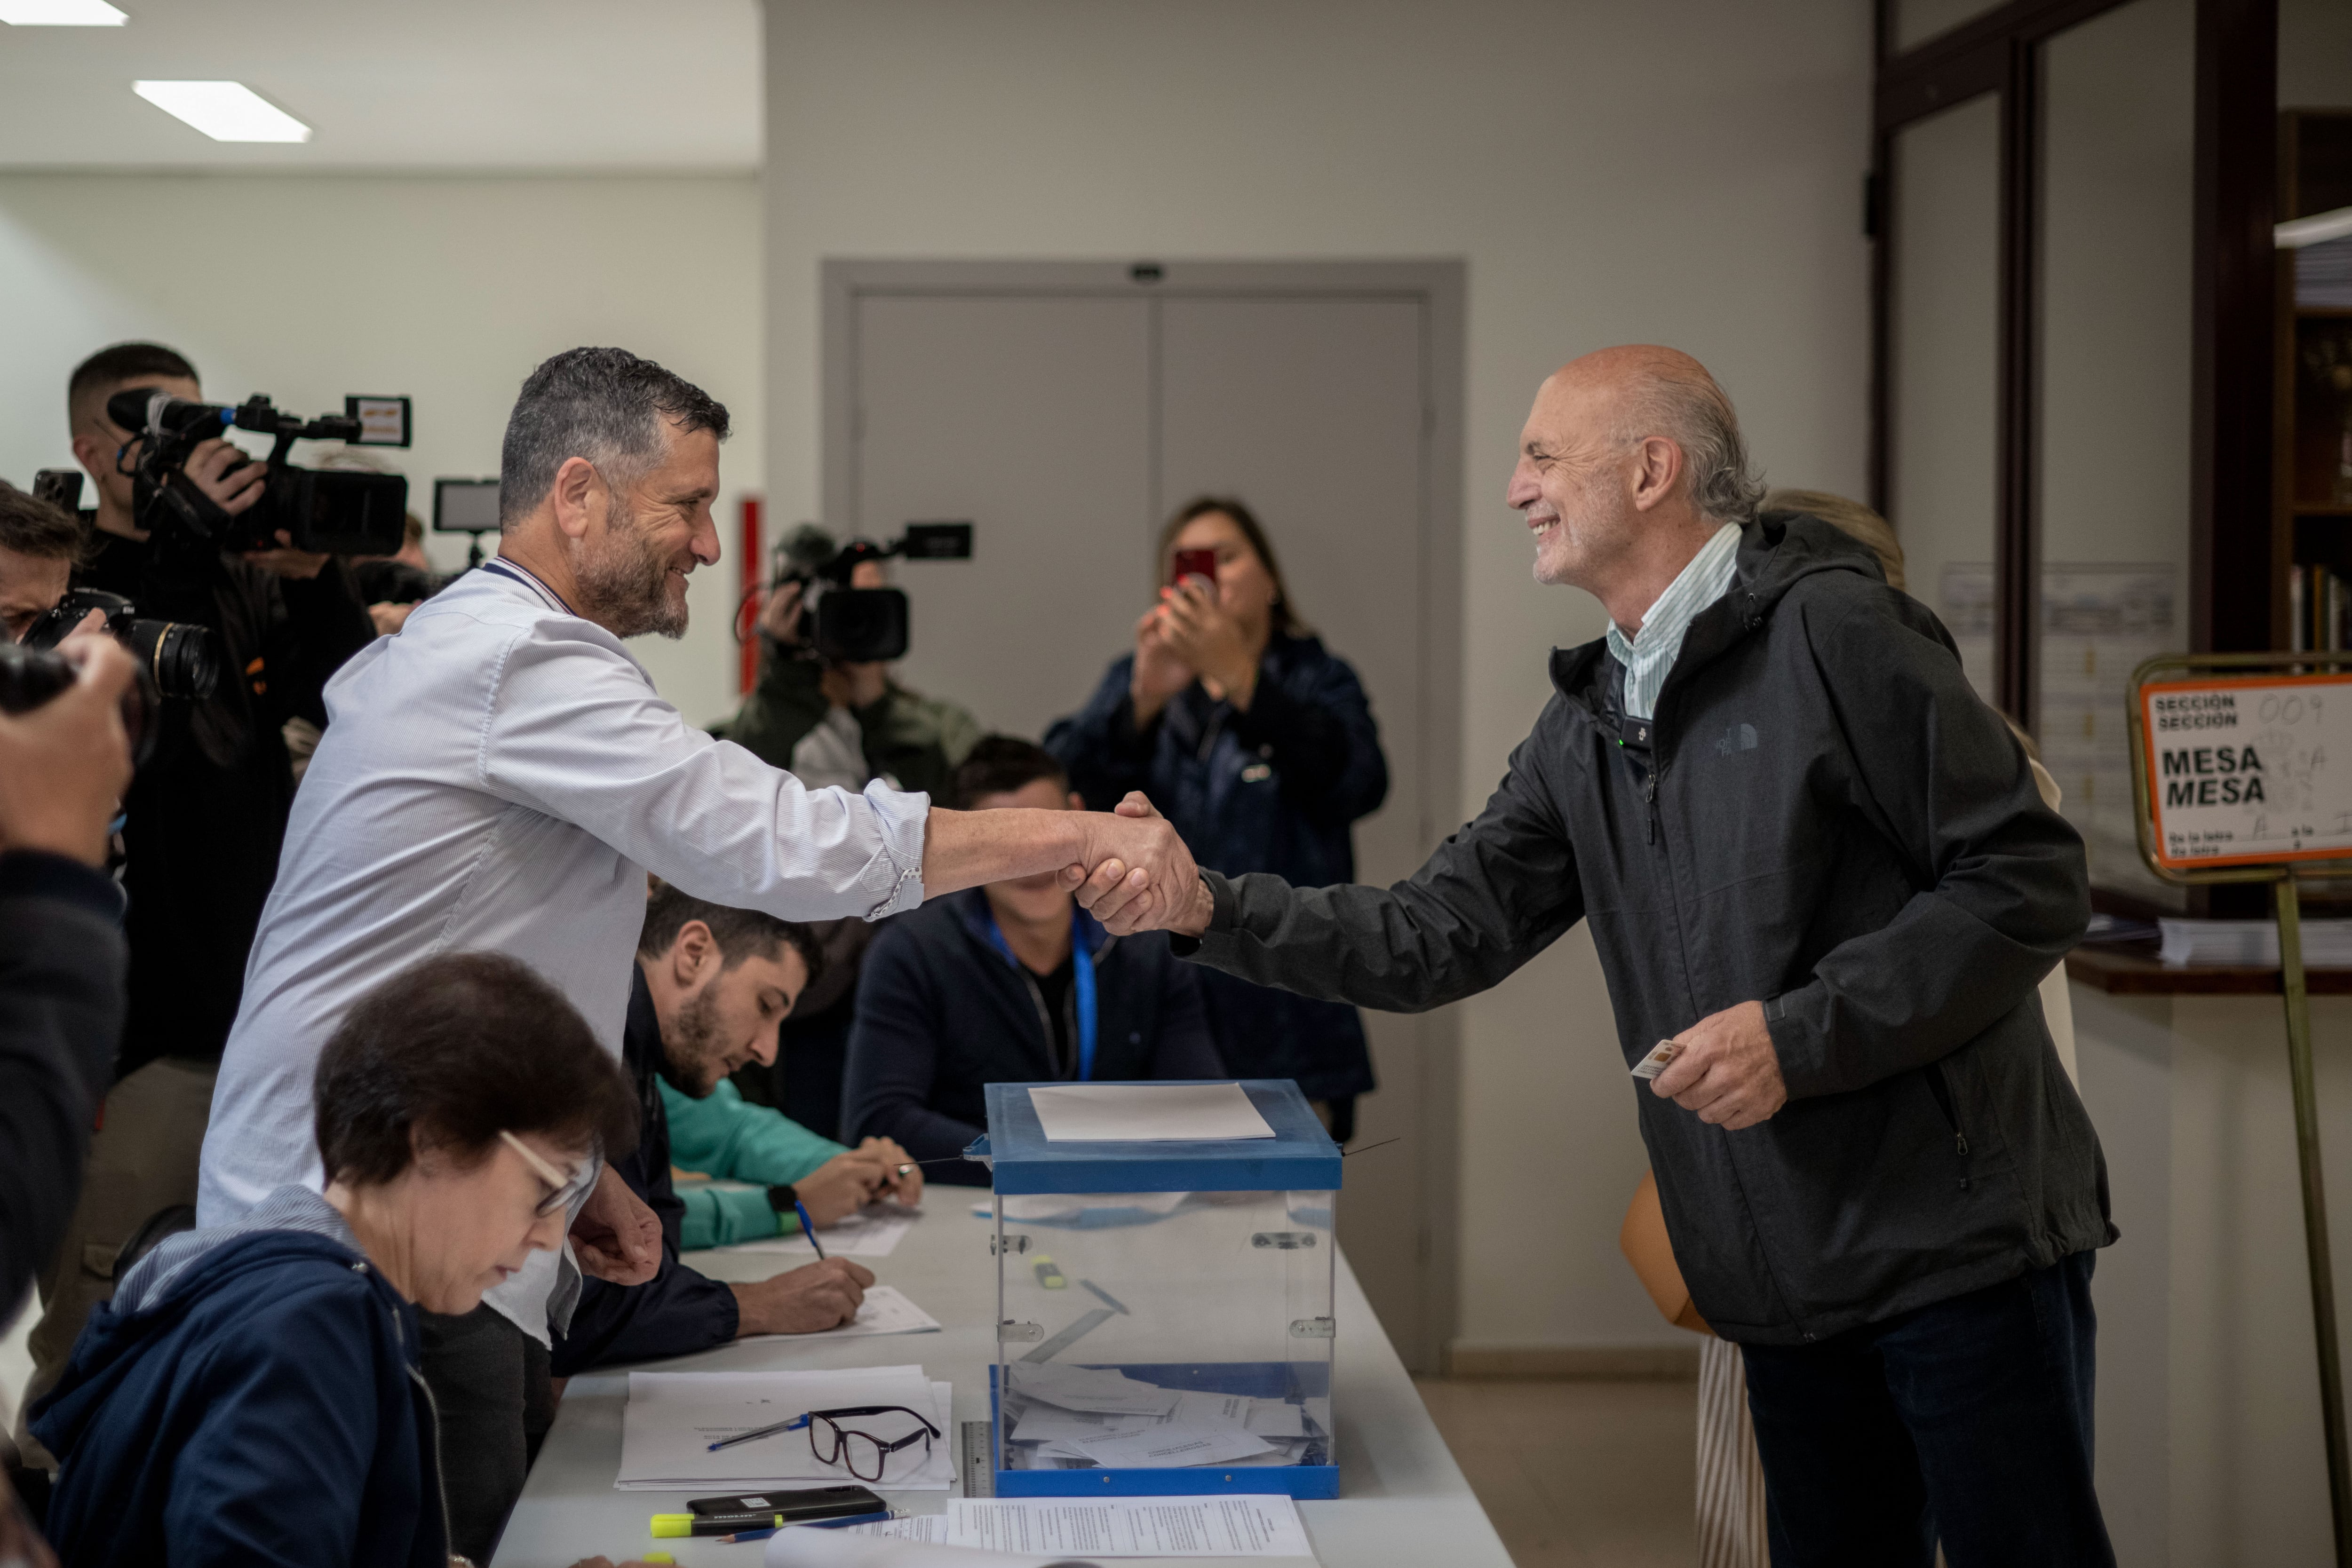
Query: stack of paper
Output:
[[2158, 918, 2352, 967], [1001, 1365, 1325, 1472], [782, 1495, 1317, 1560], [1028, 1083, 1275, 1141], [616, 1364, 954, 1490]]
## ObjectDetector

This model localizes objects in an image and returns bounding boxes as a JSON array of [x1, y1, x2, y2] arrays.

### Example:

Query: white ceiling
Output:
[[0, 0, 761, 170]]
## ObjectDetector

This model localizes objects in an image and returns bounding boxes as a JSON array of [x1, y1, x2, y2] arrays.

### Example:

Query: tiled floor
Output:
[[1414, 1376, 1698, 1568]]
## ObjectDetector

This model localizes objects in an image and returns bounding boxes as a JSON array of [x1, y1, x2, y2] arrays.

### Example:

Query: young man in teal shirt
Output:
[[639, 885, 923, 1250]]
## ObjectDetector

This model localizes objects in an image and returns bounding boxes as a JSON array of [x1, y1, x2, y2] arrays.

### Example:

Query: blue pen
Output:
[[794, 1198, 826, 1259]]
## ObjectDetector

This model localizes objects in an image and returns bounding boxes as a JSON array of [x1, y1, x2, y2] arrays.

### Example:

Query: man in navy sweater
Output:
[[842, 737, 1224, 1184]]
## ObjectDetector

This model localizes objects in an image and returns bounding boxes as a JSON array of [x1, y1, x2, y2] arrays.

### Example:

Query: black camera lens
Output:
[[0, 641, 157, 768], [120, 618, 220, 702]]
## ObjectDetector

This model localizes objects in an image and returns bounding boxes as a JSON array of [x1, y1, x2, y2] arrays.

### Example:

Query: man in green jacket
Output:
[[639, 883, 923, 1250]]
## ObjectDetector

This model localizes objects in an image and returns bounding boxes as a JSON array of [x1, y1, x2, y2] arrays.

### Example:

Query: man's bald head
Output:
[[1507, 345, 1764, 626], [1535, 346, 1763, 530]]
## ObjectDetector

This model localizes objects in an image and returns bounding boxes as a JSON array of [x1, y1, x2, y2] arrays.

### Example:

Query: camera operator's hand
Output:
[[368, 602, 416, 636], [759, 578, 808, 645], [186, 437, 267, 518], [0, 636, 135, 866], [821, 661, 889, 712], [242, 529, 330, 582]]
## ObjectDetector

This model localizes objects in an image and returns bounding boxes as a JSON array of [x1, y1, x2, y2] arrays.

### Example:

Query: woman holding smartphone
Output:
[[1045, 497, 1388, 1139]]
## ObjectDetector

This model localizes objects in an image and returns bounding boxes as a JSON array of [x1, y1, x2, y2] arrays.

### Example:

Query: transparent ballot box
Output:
[[972, 1079, 1340, 1498]]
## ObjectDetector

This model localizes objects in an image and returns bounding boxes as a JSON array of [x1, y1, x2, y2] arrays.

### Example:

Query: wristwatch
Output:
[[766, 1183, 798, 1214]]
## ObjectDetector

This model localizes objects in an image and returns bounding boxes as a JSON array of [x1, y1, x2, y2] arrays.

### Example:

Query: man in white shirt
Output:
[[199, 346, 1196, 1561]]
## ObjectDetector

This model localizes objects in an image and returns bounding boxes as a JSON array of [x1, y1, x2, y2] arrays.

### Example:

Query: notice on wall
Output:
[[2138, 673, 2352, 868]]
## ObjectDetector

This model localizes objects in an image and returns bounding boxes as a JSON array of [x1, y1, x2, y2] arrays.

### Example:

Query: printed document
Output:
[[794, 1495, 1316, 1559]]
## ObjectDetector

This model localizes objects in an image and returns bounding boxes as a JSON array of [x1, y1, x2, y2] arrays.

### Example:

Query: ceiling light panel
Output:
[[133, 80, 310, 143], [0, 0, 128, 23]]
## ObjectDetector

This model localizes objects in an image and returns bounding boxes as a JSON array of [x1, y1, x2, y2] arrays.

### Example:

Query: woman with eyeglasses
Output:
[[28, 952, 659, 1568]]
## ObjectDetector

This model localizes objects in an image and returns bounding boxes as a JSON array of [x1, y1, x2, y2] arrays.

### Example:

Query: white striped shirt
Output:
[[1605, 523, 1743, 721]]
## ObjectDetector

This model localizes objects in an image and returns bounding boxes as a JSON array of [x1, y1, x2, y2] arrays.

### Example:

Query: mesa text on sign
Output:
[[2138, 673, 2352, 869]]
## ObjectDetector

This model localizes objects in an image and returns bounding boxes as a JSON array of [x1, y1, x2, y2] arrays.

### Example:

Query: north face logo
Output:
[[1715, 723, 1757, 755]]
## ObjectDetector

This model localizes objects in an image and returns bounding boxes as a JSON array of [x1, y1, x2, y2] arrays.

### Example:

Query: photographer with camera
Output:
[[9, 344, 374, 1473], [0, 619, 136, 1566], [712, 524, 980, 1136]]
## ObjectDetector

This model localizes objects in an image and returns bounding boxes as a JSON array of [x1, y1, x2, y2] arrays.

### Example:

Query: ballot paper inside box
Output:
[[970, 1079, 1340, 1500]]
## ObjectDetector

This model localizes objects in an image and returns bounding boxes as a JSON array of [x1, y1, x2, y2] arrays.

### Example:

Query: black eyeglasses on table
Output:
[[705, 1403, 944, 1482]]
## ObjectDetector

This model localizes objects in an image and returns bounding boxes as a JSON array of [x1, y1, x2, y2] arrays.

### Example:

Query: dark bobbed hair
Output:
[[0, 483, 85, 563], [1154, 495, 1310, 639], [498, 347, 731, 529], [69, 342, 199, 433], [313, 951, 637, 1187], [636, 879, 824, 990], [949, 735, 1071, 810]]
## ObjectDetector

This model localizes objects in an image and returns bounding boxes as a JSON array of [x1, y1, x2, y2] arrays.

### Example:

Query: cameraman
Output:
[[11, 343, 373, 1470], [710, 534, 979, 1136]]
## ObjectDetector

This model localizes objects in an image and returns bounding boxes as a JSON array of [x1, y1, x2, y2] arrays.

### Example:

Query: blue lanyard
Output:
[[987, 908, 1097, 1081]]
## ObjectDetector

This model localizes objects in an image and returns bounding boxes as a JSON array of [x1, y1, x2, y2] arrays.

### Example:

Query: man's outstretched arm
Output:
[[1075, 733, 1587, 1015], [921, 800, 1199, 927]]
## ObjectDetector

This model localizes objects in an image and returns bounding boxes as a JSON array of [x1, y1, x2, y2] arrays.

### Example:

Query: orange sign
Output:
[[2139, 672, 2352, 869]]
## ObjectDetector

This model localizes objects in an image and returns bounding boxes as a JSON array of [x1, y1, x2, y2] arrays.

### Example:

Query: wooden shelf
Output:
[[2067, 943, 2352, 995]]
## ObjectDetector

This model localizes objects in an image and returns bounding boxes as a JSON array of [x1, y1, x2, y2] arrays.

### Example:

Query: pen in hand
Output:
[[794, 1198, 827, 1260]]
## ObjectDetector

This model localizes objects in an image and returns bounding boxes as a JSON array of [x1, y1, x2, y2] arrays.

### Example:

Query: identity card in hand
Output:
[[1630, 1039, 1680, 1080]]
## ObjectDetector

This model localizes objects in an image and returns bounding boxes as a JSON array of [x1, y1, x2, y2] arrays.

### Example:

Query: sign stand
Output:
[[2130, 652, 2352, 1565]]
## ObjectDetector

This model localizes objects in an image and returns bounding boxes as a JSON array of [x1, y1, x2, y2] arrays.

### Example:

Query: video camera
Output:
[[106, 389, 412, 556], [769, 522, 974, 664]]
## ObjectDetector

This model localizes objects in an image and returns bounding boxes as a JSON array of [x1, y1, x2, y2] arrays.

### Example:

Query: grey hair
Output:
[[1613, 366, 1766, 528], [498, 347, 730, 529]]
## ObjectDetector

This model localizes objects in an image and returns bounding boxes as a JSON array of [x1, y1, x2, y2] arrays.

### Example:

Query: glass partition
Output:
[[1887, 92, 2003, 707], [2034, 0, 2195, 904]]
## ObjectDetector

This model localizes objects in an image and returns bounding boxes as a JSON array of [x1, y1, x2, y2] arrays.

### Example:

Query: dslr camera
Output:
[[107, 389, 412, 556], [768, 522, 973, 664], [22, 587, 220, 704]]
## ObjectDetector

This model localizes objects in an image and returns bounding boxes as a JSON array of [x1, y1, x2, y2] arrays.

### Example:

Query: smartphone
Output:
[[687, 1485, 884, 1520], [1170, 547, 1218, 589], [32, 469, 82, 513]]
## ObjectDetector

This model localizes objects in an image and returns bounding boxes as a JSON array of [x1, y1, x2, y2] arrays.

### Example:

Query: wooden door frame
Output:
[[1868, 0, 2276, 738], [821, 257, 1468, 1371]]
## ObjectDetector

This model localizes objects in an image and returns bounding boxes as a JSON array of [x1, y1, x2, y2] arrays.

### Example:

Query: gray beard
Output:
[[576, 494, 687, 640]]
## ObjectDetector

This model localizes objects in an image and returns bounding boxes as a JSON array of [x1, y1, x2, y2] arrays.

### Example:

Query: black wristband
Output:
[[766, 1183, 798, 1214]]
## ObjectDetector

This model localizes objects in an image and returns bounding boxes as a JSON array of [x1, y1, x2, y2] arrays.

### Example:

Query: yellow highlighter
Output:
[[651, 1511, 782, 1538]]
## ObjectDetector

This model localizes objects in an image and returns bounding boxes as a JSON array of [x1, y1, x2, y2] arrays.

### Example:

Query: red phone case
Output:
[[1171, 548, 1218, 587]]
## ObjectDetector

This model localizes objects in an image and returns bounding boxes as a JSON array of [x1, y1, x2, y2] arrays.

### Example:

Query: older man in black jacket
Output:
[[1083, 346, 2111, 1568]]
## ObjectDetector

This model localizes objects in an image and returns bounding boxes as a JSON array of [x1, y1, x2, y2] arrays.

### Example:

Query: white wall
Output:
[[0, 172, 763, 727], [764, 0, 1875, 1352]]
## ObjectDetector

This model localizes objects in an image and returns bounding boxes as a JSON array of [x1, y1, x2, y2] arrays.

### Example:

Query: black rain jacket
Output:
[[1184, 511, 2111, 1344]]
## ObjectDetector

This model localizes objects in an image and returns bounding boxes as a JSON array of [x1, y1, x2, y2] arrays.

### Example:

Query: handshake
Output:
[[1055, 793, 1215, 939]]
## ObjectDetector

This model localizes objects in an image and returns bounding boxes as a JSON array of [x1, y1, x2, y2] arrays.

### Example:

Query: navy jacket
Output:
[[841, 889, 1224, 1183], [30, 1188, 445, 1568], [1046, 634, 1386, 1099], [0, 851, 125, 1309], [553, 966, 741, 1375]]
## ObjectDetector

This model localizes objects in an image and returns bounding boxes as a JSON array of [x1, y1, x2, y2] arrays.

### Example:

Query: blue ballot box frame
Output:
[[975, 1080, 1342, 1500]]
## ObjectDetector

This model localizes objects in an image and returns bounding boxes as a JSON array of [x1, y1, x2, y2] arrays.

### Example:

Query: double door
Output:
[[826, 260, 1463, 1364]]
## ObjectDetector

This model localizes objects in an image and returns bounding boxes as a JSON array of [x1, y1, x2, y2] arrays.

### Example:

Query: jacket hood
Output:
[[1550, 509, 1891, 714], [32, 1198, 386, 1461]]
